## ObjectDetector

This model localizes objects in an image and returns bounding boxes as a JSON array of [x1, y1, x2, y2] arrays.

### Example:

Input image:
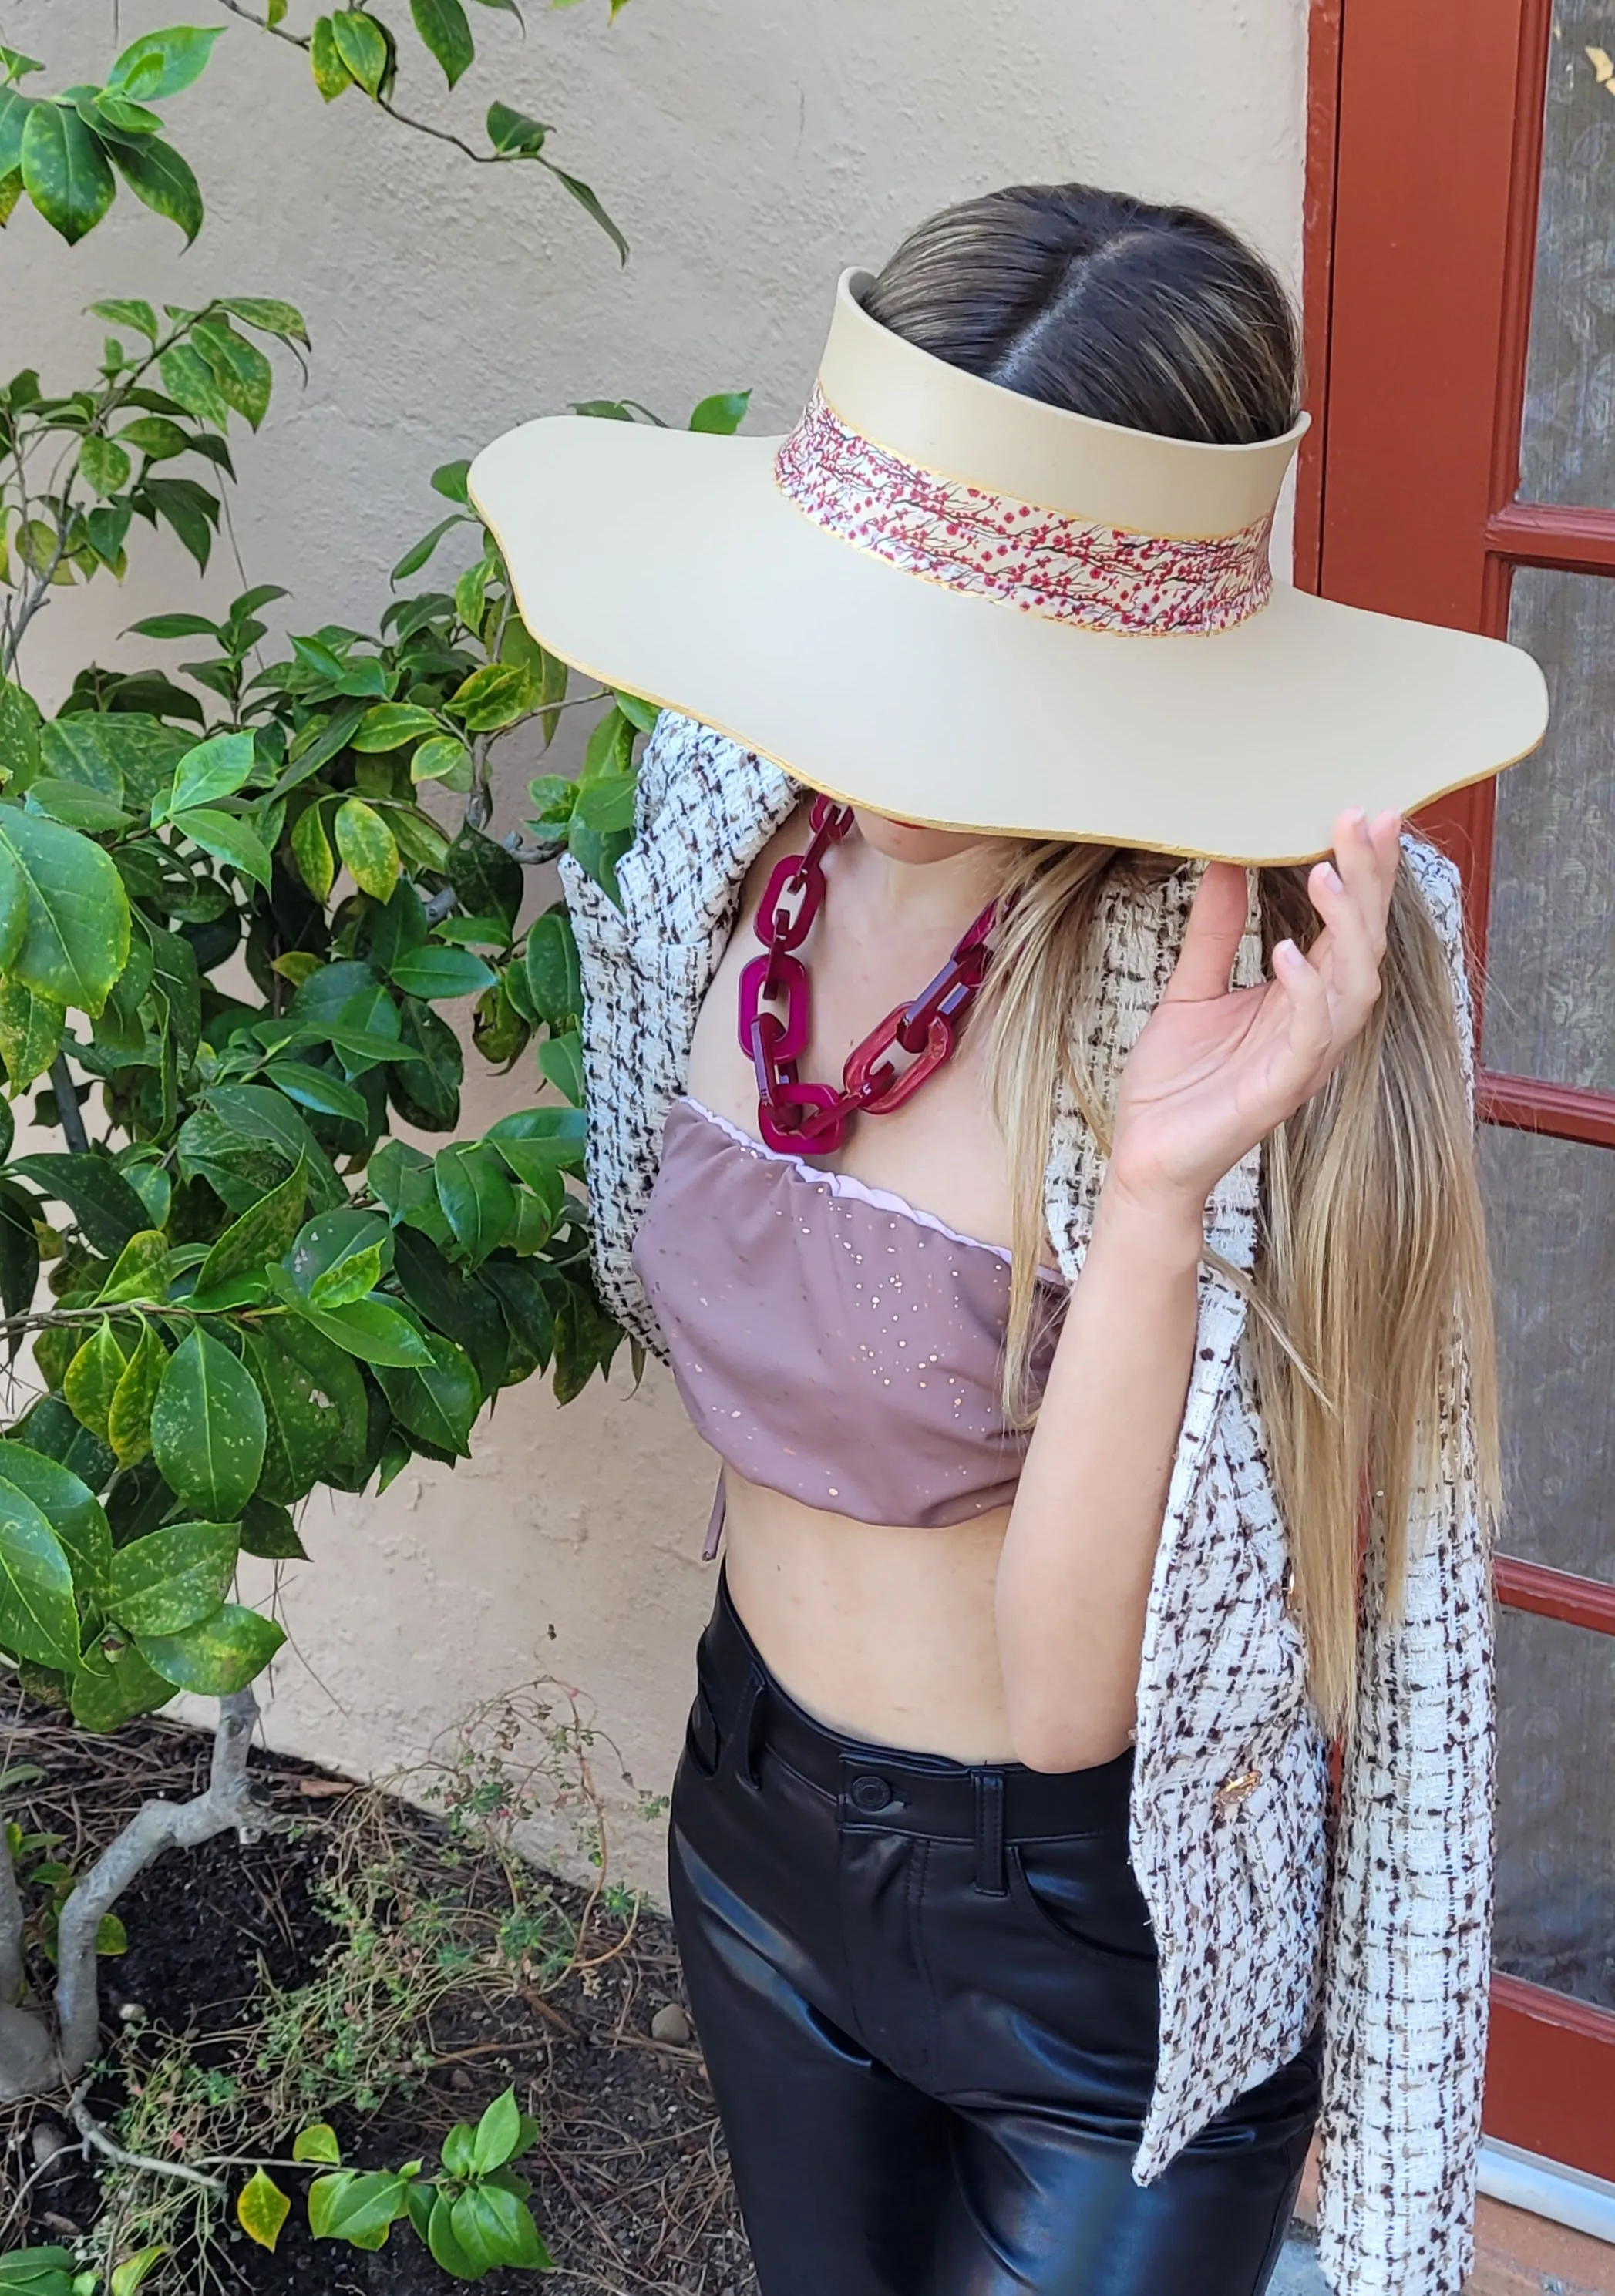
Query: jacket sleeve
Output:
[[1315, 838, 1496, 2294]]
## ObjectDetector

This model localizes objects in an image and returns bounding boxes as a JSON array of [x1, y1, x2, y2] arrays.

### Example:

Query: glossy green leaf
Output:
[[410, 0, 475, 82], [330, 9, 390, 96], [0, 1475, 77, 1669], [158, 728, 255, 821], [291, 802, 335, 903], [193, 1160, 308, 1294], [471, 2084, 525, 2173], [335, 798, 400, 903], [95, 1231, 168, 1308], [108, 25, 223, 99], [543, 160, 628, 264], [239, 1495, 307, 1561], [433, 1144, 513, 1266], [109, 1518, 238, 1636], [446, 825, 523, 930], [688, 389, 751, 436], [389, 513, 469, 584], [486, 99, 549, 156], [307, 1242, 384, 1309], [106, 1323, 167, 1467], [0, 1442, 111, 1605], [446, 661, 535, 732], [0, 679, 42, 792], [19, 102, 115, 244], [426, 2190, 479, 2279], [377, 1332, 479, 1456], [263, 1061, 368, 1123], [8, 1161, 147, 1268], [389, 1228, 507, 1394], [220, 297, 311, 345], [409, 734, 472, 788], [40, 712, 190, 805], [79, 434, 131, 498], [0, 984, 64, 1091], [106, 132, 202, 246], [539, 1029, 585, 1108], [91, 297, 159, 339], [352, 703, 439, 753], [69, 1639, 170, 1732], [109, 2244, 167, 2296], [272, 1277, 434, 1370], [64, 1321, 127, 1445], [308, 2168, 410, 2247], [25, 781, 133, 835], [388, 946, 496, 1000], [0, 808, 130, 1015], [156, 342, 229, 429], [136, 1600, 284, 1695], [191, 319, 272, 429], [523, 906, 582, 1030], [178, 1085, 343, 1214], [293, 2123, 342, 2166], [150, 1329, 267, 1520], [170, 805, 273, 889]]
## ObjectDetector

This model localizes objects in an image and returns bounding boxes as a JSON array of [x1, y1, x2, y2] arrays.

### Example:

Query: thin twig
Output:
[[48, 1054, 89, 1157], [69, 2089, 226, 2198]]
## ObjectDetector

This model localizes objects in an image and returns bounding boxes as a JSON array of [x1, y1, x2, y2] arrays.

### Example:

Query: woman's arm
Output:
[[997, 808, 1401, 1773]]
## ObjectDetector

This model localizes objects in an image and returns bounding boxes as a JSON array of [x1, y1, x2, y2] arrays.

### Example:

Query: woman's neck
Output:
[[843, 808, 1014, 934]]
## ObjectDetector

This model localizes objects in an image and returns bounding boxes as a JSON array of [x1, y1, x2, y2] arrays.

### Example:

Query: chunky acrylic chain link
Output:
[[738, 797, 997, 1155]]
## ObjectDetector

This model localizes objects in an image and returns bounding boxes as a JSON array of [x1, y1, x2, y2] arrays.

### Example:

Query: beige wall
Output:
[[6, 0, 1310, 1896]]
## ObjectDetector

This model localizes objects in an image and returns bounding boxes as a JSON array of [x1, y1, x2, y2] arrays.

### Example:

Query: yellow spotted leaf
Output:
[[335, 797, 400, 904], [237, 2166, 291, 2252]]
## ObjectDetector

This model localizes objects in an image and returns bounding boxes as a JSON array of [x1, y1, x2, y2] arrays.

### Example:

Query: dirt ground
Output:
[[0, 1705, 756, 2294]]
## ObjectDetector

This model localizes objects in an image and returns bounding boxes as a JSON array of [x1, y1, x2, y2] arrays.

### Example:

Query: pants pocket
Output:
[[1008, 1833, 1159, 1966], [682, 1681, 722, 1779]]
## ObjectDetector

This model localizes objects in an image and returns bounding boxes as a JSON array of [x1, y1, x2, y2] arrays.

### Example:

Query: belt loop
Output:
[[735, 1663, 768, 1793], [972, 1770, 1007, 1896]]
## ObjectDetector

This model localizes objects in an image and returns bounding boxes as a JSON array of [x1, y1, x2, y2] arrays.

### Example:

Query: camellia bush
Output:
[[0, 5, 736, 2139]]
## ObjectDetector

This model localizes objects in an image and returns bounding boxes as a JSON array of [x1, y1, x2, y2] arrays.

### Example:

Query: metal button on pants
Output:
[[668, 1575, 1320, 2296]]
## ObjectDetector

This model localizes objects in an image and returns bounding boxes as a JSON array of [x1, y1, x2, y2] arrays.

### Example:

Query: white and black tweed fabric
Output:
[[560, 711, 1496, 2296]]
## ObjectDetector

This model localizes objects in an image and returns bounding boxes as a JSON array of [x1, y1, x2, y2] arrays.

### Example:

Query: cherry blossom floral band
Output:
[[773, 388, 1276, 638]]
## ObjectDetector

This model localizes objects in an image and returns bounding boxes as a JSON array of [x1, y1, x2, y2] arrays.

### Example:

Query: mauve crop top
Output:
[[632, 1096, 1065, 1535]]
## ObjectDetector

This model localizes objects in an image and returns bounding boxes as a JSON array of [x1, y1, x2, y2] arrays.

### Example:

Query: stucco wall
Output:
[[5, 0, 1310, 1896]]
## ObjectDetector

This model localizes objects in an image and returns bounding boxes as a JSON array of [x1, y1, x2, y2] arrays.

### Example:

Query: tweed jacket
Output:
[[559, 711, 1496, 2296]]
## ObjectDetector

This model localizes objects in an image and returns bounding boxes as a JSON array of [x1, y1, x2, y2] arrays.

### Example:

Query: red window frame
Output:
[[1300, 0, 1615, 2179]]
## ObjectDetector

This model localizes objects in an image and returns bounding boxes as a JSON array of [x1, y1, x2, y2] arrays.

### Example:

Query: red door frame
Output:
[[1299, 0, 1615, 2180]]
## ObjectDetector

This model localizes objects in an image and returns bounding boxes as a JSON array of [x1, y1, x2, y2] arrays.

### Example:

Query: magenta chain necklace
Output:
[[739, 796, 998, 1155]]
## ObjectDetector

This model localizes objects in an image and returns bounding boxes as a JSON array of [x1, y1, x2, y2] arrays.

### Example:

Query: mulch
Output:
[[0, 1709, 757, 2295]]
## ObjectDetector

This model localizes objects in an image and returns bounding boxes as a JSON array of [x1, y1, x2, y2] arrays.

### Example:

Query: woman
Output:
[[471, 187, 1548, 2296]]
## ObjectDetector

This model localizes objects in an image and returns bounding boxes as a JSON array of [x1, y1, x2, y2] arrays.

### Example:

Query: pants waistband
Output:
[[698, 1571, 1135, 1869]]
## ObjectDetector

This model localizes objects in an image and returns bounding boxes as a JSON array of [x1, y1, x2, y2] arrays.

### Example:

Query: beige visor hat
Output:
[[469, 267, 1548, 865]]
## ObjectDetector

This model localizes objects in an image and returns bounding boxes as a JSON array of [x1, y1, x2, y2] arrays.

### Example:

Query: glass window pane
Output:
[[1520, 5, 1615, 505], [1483, 567, 1615, 1094], [1494, 1606, 1615, 2009], [1480, 1124, 1615, 1585]]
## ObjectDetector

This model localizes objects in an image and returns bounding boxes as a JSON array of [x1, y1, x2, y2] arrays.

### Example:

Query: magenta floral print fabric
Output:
[[773, 387, 1276, 636]]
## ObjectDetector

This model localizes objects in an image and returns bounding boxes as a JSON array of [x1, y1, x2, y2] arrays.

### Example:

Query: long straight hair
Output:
[[865, 186, 1501, 1734]]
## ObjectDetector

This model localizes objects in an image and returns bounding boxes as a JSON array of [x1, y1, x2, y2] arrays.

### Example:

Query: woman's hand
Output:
[[1107, 808, 1401, 1221]]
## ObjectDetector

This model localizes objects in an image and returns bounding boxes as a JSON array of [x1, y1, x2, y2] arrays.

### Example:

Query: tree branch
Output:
[[52, 1689, 278, 2082], [48, 1054, 89, 1157], [69, 2088, 226, 2196], [0, 1817, 22, 2006]]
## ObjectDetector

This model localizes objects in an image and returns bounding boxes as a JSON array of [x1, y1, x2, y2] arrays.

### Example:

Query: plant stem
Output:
[[52, 1689, 279, 2083], [0, 1817, 22, 2005], [69, 2089, 227, 2197], [49, 1054, 89, 1156]]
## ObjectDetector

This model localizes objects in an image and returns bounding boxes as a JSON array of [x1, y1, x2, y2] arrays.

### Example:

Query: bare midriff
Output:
[[720, 1473, 1022, 1763]]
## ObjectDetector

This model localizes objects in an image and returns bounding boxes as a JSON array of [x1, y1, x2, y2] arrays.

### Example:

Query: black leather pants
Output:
[[668, 1575, 1321, 2296]]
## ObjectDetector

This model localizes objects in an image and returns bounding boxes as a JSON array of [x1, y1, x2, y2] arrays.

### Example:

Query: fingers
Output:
[[1162, 862, 1250, 1003], [1304, 807, 1399, 1023]]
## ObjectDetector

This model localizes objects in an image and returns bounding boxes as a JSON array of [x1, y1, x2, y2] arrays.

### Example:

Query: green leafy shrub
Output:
[[0, 0, 742, 2121]]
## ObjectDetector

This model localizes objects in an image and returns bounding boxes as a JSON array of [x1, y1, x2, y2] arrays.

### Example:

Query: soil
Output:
[[0, 1708, 757, 2295]]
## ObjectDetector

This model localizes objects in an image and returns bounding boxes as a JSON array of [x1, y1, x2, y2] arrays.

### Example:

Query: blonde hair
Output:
[[983, 841, 1501, 1736]]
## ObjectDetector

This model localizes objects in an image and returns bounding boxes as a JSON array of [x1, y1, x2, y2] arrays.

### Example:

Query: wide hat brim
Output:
[[469, 281, 1548, 866]]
